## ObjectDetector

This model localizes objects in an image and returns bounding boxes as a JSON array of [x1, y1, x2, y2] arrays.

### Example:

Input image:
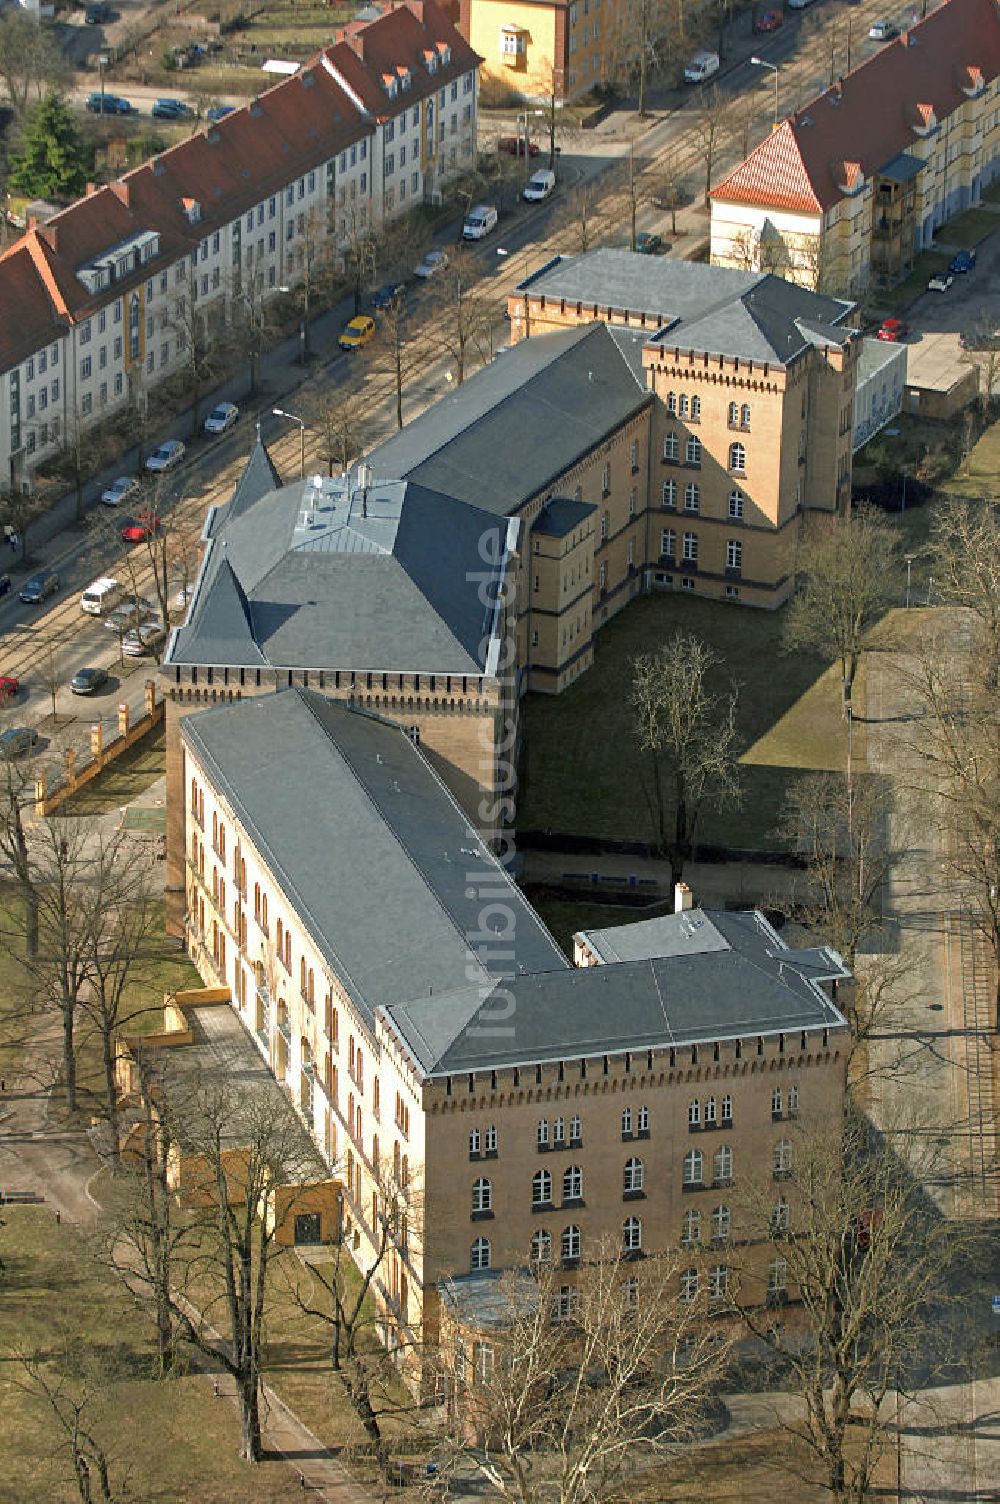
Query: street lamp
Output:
[[497, 247, 531, 338], [98, 54, 109, 115], [905, 554, 914, 609], [272, 407, 306, 478], [750, 56, 780, 129]]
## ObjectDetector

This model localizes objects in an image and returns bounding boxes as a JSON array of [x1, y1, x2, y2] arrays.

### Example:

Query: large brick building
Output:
[[709, 0, 1000, 294], [0, 0, 480, 489], [181, 689, 850, 1368]]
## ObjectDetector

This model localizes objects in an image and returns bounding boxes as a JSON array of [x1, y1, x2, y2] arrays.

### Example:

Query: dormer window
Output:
[[383, 72, 398, 98], [440, 44, 451, 65], [400, 67, 412, 90], [426, 53, 437, 73], [181, 197, 202, 224]]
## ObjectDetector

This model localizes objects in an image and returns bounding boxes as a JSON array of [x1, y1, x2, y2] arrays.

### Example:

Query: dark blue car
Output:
[[372, 281, 406, 311], [950, 248, 977, 274], [206, 104, 235, 122]]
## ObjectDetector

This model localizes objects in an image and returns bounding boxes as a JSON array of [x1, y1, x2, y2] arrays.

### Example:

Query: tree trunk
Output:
[[341, 1367, 387, 1470], [237, 1371, 262, 1462], [63, 1004, 77, 1112], [101, 1027, 120, 1169], [75, 472, 85, 524], [25, 888, 38, 959]]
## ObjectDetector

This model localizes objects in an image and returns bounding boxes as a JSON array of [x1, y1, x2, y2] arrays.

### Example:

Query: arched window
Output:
[[682, 1207, 701, 1246], [562, 1165, 583, 1202], [729, 488, 745, 519], [714, 1145, 733, 1183], [721, 1095, 733, 1123], [469, 1128, 481, 1156], [276, 917, 284, 956], [708, 1264, 728, 1301], [471, 1236, 491, 1271], [637, 1104, 649, 1133], [683, 1149, 703, 1185], [537, 1118, 549, 1147], [300, 957, 307, 995], [663, 432, 679, 462], [623, 1216, 642, 1253], [772, 1197, 790, 1234], [471, 1177, 492, 1214], [690, 395, 701, 420], [684, 482, 700, 511], [530, 1228, 552, 1264], [728, 400, 739, 426], [772, 1086, 782, 1115], [704, 1096, 717, 1125], [401, 1154, 409, 1189], [261, 893, 268, 932], [788, 1085, 799, 1116], [667, 391, 677, 414], [712, 1204, 731, 1241], [393, 1142, 401, 1180], [688, 1099, 701, 1126], [741, 403, 751, 428], [679, 394, 689, 418], [532, 1169, 552, 1207], [284, 930, 291, 970], [485, 1124, 497, 1153], [624, 1157, 644, 1193], [662, 478, 677, 507], [569, 1115, 581, 1143], [729, 441, 746, 473], [621, 1107, 633, 1136], [561, 1224, 581, 1262], [680, 1267, 699, 1302], [685, 436, 702, 465], [774, 1138, 792, 1175], [553, 1116, 565, 1145]]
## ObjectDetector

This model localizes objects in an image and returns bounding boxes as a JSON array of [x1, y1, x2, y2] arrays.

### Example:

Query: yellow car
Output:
[[338, 315, 376, 351]]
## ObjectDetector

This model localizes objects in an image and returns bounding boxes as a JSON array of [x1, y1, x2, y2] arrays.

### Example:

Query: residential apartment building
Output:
[[181, 688, 850, 1374], [458, 0, 610, 102], [0, 0, 480, 487], [709, 0, 1000, 295]]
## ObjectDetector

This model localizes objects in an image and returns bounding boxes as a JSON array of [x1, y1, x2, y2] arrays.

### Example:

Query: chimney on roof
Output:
[[85, 182, 98, 196], [674, 881, 694, 914]]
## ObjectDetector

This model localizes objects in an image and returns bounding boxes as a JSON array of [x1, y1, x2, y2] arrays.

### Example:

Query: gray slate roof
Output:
[[383, 908, 849, 1075], [364, 321, 653, 517], [522, 250, 856, 366], [170, 455, 513, 674], [532, 496, 596, 538], [181, 692, 568, 1029]]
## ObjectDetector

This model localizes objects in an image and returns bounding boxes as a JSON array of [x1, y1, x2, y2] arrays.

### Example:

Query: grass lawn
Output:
[[937, 205, 1000, 247], [874, 249, 951, 314], [0, 1207, 310, 1503], [517, 591, 852, 852], [940, 413, 1000, 497], [58, 724, 166, 817]]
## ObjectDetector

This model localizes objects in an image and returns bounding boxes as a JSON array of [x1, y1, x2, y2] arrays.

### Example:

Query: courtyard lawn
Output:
[[940, 414, 1000, 497], [517, 591, 852, 853], [873, 250, 951, 314], [0, 1207, 309, 1504], [936, 206, 1000, 247], [58, 725, 167, 817]]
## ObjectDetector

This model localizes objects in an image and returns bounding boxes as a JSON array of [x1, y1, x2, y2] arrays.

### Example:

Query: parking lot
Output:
[[891, 209, 1000, 398]]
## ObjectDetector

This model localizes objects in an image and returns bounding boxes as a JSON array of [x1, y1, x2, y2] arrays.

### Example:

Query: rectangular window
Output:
[[661, 528, 675, 558], [80, 356, 92, 381], [727, 539, 742, 573], [683, 531, 698, 563]]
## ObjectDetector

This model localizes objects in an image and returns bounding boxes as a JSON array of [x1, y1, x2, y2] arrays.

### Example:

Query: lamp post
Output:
[[98, 53, 109, 115], [497, 247, 531, 339], [750, 56, 780, 129], [905, 554, 913, 610], [272, 407, 306, 478]]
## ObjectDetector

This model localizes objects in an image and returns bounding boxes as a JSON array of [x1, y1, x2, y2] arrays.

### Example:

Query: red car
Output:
[[0, 674, 18, 702], [120, 511, 161, 543], [753, 7, 784, 30], [876, 318, 909, 342], [497, 135, 540, 157]]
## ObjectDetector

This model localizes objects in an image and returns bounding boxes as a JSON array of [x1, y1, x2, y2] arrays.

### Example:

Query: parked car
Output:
[[462, 204, 499, 241], [950, 248, 977, 273], [523, 169, 556, 202], [122, 620, 167, 657], [787, 0, 817, 10], [85, 2, 111, 22], [105, 598, 154, 634], [635, 231, 663, 255], [101, 474, 139, 507], [145, 439, 185, 472], [876, 318, 909, 342], [151, 98, 194, 120], [70, 667, 110, 696], [497, 135, 540, 157], [928, 272, 954, 292], [0, 674, 19, 701], [86, 92, 134, 115], [206, 104, 235, 121], [204, 401, 239, 435], [753, 7, 784, 30], [19, 569, 59, 604], [339, 315, 376, 350], [868, 18, 898, 38], [120, 513, 160, 543], [414, 249, 448, 279], [372, 281, 405, 311], [0, 726, 38, 759], [683, 49, 720, 83]]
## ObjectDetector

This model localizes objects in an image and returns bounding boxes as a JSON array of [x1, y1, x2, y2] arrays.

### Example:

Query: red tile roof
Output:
[[712, 0, 1000, 213], [319, 0, 481, 122], [0, 0, 478, 374]]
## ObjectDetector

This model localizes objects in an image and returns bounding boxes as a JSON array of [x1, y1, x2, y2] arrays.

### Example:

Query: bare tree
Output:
[[37, 643, 63, 727], [630, 632, 740, 889], [164, 267, 219, 437], [290, 1162, 420, 1470], [376, 294, 418, 431], [929, 494, 1000, 680], [0, 758, 39, 956], [227, 271, 274, 396], [699, 85, 730, 205], [783, 506, 897, 715], [652, 151, 686, 236], [14, 1341, 122, 1503], [0, 11, 67, 117], [726, 1109, 972, 1504], [310, 379, 367, 477], [436, 1242, 733, 1504], [432, 252, 493, 387]]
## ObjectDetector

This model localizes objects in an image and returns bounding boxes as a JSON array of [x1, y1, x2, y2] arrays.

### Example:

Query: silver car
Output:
[[145, 439, 186, 473], [0, 725, 39, 758]]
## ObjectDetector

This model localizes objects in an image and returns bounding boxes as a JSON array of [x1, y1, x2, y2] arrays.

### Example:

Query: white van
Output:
[[684, 49, 720, 82], [523, 168, 556, 202], [462, 204, 498, 240], [81, 576, 125, 616]]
